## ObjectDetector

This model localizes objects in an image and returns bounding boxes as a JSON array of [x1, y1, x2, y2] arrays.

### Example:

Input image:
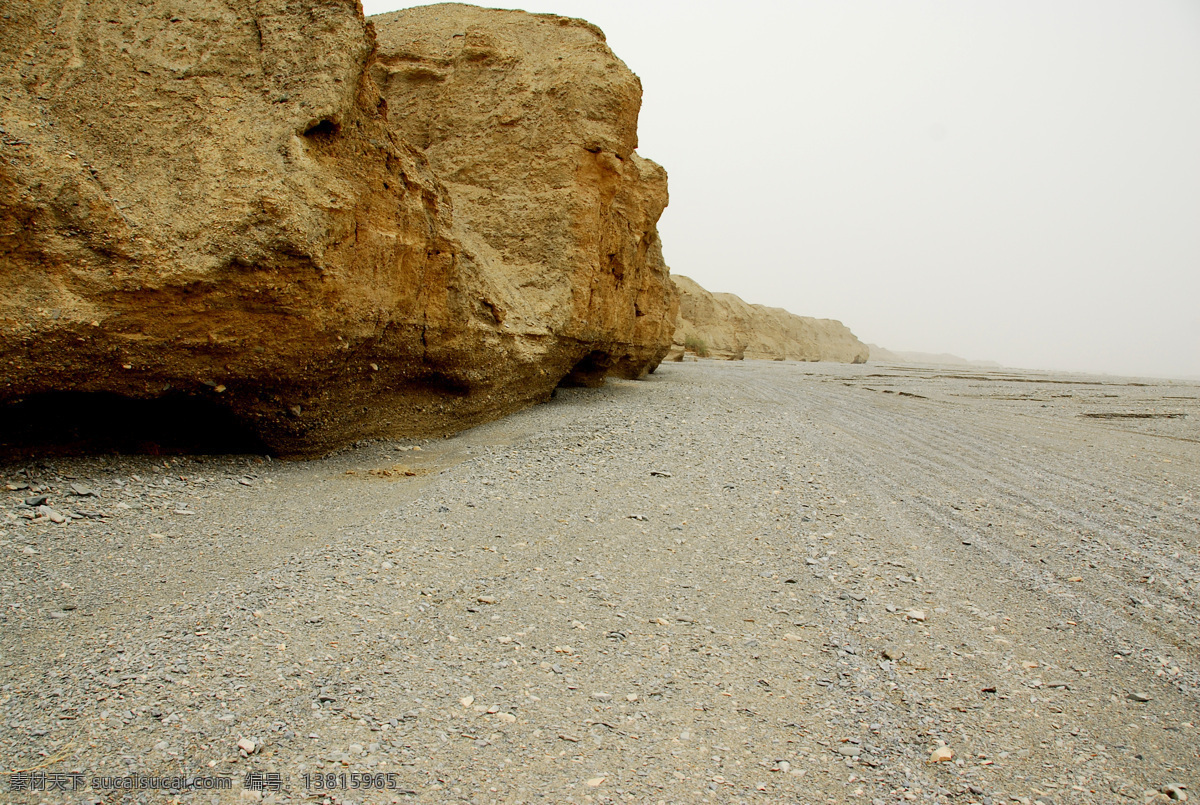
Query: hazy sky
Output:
[[363, 1, 1200, 379]]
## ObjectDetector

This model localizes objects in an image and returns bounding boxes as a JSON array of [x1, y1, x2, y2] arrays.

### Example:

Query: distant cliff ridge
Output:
[[668, 276, 868, 363], [868, 345, 1002, 368]]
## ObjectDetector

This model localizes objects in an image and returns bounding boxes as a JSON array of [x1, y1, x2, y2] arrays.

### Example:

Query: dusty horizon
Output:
[[365, 0, 1200, 381]]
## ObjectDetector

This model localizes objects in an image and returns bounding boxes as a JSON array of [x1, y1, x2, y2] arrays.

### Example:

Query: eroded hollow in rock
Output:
[[559, 351, 613, 388], [0, 392, 267, 459], [302, 118, 340, 140]]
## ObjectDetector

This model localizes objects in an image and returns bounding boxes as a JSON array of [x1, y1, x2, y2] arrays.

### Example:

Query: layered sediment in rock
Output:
[[0, 1, 675, 457], [669, 276, 868, 363]]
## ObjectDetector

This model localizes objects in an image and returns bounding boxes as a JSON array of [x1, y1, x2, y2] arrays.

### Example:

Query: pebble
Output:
[[37, 505, 66, 523]]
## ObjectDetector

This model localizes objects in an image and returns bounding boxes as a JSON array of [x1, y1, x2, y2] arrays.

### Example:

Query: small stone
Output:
[[905, 609, 927, 622], [496, 712, 516, 723], [237, 738, 257, 755], [70, 483, 97, 497], [585, 777, 605, 787], [836, 744, 860, 757], [1127, 692, 1152, 703], [649, 471, 672, 477], [929, 746, 954, 763], [1067, 576, 1083, 582], [459, 696, 474, 707], [1161, 785, 1188, 802], [38, 505, 66, 524], [882, 647, 904, 661], [25, 494, 49, 507], [477, 596, 497, 605], [591, 692, 612, 702]]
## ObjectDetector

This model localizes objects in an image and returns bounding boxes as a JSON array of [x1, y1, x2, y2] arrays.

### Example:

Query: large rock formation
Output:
[[669, 275, 868, 363], [0, 1, 675, 457], [371, 5, 675, 385]]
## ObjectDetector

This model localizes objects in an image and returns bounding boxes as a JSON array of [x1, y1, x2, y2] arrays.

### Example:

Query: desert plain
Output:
[[0, 360, 1197, 805]]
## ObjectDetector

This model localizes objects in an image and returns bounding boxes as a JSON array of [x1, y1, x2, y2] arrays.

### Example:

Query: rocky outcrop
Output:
[[0, 1, 675, 457], [370, 4, 676, 386], [669, 276, 868, 363]]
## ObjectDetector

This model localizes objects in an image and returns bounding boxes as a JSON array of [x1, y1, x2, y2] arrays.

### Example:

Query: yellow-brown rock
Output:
[[0, 0, 675, 457], [370, 4, 676, 386], [669, 275, 867, 363]]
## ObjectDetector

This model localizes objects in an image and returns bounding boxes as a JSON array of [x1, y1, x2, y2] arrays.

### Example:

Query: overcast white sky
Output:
[[363, 1, 1200, 379]]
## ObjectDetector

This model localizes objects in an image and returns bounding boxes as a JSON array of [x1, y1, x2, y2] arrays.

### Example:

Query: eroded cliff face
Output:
[[370, 4, 676, 385], [0, 0, 675, 456], [669, 276, 868, 363]]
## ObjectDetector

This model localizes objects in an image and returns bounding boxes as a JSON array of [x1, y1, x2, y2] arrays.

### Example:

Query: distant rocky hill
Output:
[[0, 1, 676, 456], [868, 344, 1002, 368], [668, 276, 868, 363]]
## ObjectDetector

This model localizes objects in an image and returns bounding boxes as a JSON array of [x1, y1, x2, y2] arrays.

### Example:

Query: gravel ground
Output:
[[1, 360, 1198, 805]]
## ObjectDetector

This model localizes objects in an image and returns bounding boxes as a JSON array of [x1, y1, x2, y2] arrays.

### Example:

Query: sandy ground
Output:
[[1, 360, 1198, 805]]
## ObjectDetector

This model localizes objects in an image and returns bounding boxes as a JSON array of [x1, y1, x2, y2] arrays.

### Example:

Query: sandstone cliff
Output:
[[669, 276, 868, 363], [370, 4, 676, 386], [0, 1, 675, 457]]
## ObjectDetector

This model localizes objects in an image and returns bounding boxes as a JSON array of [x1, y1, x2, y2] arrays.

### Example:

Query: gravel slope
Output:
[[1, 360, 1197, 805]]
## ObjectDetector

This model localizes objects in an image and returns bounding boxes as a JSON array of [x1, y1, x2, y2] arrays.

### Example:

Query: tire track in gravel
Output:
[[797, 376, 1200, 678], [703, 362, 1199, 799]]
